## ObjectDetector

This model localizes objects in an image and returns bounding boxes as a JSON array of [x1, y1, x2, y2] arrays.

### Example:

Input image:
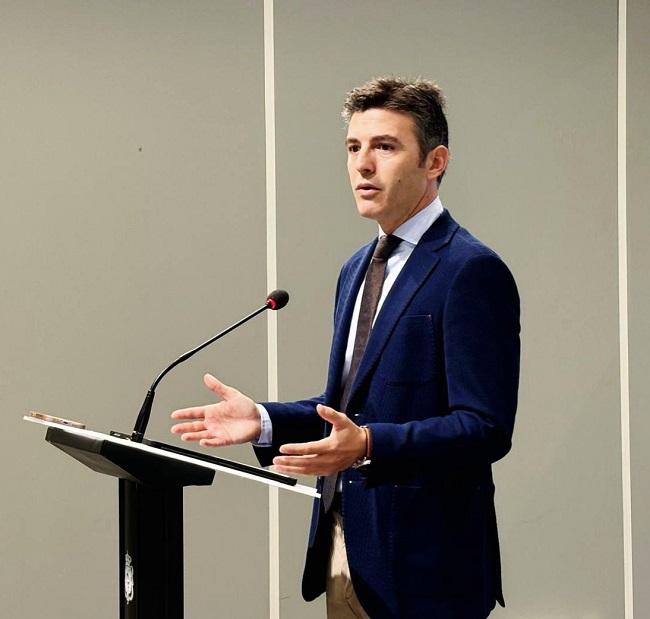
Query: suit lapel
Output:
[[324, 240, 376, 404], [344, 210, 459, 408]]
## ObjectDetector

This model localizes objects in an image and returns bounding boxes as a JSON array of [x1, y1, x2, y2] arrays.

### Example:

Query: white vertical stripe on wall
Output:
[[264, 1, 280, 618], [618, 1, 633, 618]]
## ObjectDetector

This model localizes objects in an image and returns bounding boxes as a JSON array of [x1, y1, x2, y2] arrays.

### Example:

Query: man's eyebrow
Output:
[[345, 135, 401, 145], [370, 135, 400, 143]]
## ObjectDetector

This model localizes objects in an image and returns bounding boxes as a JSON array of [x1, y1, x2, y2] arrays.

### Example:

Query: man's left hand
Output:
[[272, 404, 366, 476]]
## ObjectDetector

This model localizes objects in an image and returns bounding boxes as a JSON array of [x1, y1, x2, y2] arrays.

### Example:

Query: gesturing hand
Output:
[[271, 404, 367, 476], [170, 373, 261, 447]]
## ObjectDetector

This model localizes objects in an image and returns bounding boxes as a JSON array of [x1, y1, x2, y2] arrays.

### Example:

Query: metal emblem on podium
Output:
[[124, 553, 134, 603]]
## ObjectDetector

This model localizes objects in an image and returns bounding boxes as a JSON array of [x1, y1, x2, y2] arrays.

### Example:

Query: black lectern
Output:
[[25, 417, 317, 619]]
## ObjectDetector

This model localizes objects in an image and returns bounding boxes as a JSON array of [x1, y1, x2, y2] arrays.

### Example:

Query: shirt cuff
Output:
[[251, 403, 273, 446]]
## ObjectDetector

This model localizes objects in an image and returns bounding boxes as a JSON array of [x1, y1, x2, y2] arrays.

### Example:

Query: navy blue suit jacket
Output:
[[255, 210, 520, 618]]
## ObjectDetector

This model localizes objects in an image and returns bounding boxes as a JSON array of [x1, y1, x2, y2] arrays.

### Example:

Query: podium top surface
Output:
[[24, 416, 319, 498]]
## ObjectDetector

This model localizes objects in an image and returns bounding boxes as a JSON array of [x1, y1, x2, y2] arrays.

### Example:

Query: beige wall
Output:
[[1, 1, 268, 617], [0, 1, 643, 618]]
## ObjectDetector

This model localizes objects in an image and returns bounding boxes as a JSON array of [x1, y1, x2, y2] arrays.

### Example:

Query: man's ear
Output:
[[425, 145, 449, 182]]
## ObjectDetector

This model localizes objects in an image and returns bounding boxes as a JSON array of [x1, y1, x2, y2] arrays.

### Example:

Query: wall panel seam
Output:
[[618, 1, 633, 618], [264, 1, 280, 619]]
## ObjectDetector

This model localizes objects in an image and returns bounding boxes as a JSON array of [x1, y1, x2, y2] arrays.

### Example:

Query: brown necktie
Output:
[[322, 234, 402, 512]]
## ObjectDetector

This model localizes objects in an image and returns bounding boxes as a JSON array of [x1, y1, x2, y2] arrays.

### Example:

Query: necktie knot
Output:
[[372, 234, 401, 262]]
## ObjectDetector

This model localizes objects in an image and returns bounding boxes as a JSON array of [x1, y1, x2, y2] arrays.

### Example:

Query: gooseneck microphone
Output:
[[130, 289, 289, 443]]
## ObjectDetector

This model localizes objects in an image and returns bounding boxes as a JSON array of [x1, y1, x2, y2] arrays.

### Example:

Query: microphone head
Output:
[[266, 289, 289, 311]]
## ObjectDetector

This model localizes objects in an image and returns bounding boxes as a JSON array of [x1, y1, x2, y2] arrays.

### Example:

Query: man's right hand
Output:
[[170, 373, 261, 447]]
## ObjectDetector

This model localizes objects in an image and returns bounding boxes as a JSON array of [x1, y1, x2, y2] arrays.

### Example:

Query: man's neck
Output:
[[379, 187, 439, 234]]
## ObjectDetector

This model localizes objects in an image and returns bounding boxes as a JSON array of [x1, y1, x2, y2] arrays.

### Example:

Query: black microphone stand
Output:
[[131, 301, 273, 443]]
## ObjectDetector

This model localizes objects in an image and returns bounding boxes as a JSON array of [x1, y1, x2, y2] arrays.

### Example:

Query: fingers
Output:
[[170, 420, 206, 435], [171, 407, 205, 420], [203, 373, 238, 399], [279, 438, 329, 455], [316, 404, 348, 428], [273, 455, 316, 466], [179, 430, 213, 442], [199, 437, 233, 447], [272, 454, 336, 476], [272, 455, 316, 475], [270, 464, 310, 475]]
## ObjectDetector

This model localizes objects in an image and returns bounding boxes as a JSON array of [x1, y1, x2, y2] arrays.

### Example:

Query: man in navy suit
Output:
[[171, 77, 520, 618]]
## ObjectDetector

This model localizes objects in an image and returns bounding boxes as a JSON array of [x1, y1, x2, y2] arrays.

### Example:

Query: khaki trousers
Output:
[[326, 509, 370, 619]]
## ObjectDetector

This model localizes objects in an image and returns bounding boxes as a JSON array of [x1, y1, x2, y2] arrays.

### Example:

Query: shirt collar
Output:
[[378, 196, 444, 246]]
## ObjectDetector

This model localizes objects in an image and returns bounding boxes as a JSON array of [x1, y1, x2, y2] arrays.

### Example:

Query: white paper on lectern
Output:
[[24, 416, 319, 498]]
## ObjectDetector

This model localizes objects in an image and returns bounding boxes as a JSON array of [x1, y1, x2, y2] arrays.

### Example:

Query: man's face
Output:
[[346, 108, 439, 234]]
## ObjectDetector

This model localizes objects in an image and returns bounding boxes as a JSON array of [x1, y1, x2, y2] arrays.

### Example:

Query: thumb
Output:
[[203, 373, 237, 399], [316, 404, 347, 428]]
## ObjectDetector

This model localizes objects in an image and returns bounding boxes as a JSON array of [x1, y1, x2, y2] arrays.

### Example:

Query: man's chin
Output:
[[355, 200, 382, 222]]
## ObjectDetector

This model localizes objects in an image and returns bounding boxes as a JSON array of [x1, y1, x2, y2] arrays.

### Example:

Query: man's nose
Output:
[[355, 148, 375, 175]]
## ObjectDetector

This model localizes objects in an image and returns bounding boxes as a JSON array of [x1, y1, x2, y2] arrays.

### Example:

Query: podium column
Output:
[[119, 479, 184, 619]]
